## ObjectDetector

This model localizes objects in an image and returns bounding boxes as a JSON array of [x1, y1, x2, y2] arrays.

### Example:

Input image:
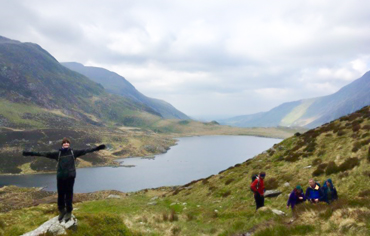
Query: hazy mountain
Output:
[[0, 35, 162, 128], [62, 62, 190, 120], [220, 71, 370, 128]]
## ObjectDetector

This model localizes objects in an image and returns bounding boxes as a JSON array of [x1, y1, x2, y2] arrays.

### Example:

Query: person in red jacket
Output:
[[250, 172, 266, 210]]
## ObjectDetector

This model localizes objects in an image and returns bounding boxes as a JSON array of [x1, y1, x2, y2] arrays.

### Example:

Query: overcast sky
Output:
[[1, 0, 370, 119]]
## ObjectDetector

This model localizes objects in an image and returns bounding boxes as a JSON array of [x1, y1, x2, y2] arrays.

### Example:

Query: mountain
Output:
[[3, 106, 370, 235], [61, 62, 190, 120], [220, 71, 370, 128], [0, 36, 162, 128]]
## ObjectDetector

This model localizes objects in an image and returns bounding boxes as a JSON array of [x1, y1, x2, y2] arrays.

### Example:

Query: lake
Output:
[[0, 135, 281, 193]]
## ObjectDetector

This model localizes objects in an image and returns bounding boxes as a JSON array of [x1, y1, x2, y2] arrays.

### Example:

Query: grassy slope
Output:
[[2, 106, 369, 235]]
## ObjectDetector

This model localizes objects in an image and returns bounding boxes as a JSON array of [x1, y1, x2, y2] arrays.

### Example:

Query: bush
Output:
[[317, 163, 328, 170], [325, 161, 340, 175], [338, 157, 360, 172], [352, 124, 361, 132], [265, 177, 279, 190], [225, 178, 235, 185], [312, 158, 322, 166], [312, 168, 324, 177], [285, 153, 300, 162], [363, 125, 370, 131], [337, 130, 346, 136], [358, 190, 370, 197], [352, 142, 361, 152]]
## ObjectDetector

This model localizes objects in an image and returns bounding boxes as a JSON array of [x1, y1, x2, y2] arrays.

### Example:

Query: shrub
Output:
[[325, 161, 340, 175], [317, 163, 328, 170], [304, 143, 316, 153], [352, 142, 361, 152], [337, 130, 346, 136], [264, 177, 279, 190], [285, 153, 300, 162], [361, 138, 370, 146], [312, 168, 324, 177], [294, 132, 301, 137], [312, 158, 322, 166], [363, 125, 370, 131], [358, 190, 370, 198], [222, 190, 231, 198], [352, 124, 361, 132], [338, 157, 360, 172], [225, 178, 235, 185], [169, 210, 178, 222]]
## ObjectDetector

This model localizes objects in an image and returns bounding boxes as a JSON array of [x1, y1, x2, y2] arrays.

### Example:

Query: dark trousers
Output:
[[57, 177, 75, 212], [254, 193, 265, 210]]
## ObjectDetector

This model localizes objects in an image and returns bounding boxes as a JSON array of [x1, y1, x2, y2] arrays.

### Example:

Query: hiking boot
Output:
[[64, 212, 72, 222], [58, 209, 66, 222]]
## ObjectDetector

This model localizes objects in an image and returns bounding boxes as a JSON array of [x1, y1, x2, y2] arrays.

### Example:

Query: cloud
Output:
[[0, 0, 370, 118]]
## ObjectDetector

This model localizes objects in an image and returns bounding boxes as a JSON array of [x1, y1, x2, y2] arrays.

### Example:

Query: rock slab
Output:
[[22, 215, 77, 236], [264, 190, 282, 198]]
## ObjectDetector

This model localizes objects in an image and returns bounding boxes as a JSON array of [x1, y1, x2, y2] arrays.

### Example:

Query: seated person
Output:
[[321, 178, 338, 204], [305, 179, 322, 203], [287, 185, 306, 209]]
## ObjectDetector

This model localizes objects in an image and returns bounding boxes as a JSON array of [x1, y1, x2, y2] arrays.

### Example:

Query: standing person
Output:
[[250, 172, 266, 210], [321, 179, 338, 204], [22, 138, 106, 222], [287, 185, 306, 210], [305, 179, 322, 203]]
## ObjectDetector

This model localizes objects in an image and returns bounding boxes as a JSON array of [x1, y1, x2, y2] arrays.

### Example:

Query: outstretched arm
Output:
[[22, 151, 59, 160], [73, 144, 106, 158]]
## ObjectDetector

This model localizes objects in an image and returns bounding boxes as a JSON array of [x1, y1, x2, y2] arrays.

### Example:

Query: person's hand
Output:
[[96, 144, 106, 151], [299, 197, 303, 200], [286, 205, 289, 209], [314, 199, 319, 202], [22, 151, 32, 156]]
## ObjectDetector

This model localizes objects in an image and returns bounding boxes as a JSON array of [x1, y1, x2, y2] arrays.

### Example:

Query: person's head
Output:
[[295, 185, 303, 194], [309, 179, 316, 188], [61, 138, 70, 149], [259, 172, 266, 179], [326, 178, 333, 188]]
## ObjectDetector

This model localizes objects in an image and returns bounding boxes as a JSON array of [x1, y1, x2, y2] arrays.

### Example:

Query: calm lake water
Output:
[[0, 135, 281, 193]]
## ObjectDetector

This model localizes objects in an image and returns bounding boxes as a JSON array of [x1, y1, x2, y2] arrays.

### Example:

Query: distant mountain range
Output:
[[220, 71, 370, 128], [62, 62, 189, 120], [0, 35, 184, 129]]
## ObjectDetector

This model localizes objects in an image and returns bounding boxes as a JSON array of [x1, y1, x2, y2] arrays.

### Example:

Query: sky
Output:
[[1, 0, 370, 120]]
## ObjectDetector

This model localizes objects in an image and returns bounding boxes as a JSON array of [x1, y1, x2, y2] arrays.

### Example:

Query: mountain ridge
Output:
[[62, 62, 190, 120], [220, 71, 370, 128]]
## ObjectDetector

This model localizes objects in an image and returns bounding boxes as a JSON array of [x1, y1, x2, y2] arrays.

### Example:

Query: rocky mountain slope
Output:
[[62, 62, 190, 120], [1, 106, 369, 235], [221, 71, 370, 128], [0, 36, 163, 129]]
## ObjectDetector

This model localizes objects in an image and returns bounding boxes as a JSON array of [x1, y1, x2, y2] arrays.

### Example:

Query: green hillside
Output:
[[62, 62, 190, 120], [1, 106, 369, 235], [0, 36, 162, 129]]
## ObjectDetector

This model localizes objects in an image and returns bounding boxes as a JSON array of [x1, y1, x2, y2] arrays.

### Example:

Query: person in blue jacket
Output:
[[287, 185, 306, 210], [305, 179, 323, 203], [321, 179, 338, 204]]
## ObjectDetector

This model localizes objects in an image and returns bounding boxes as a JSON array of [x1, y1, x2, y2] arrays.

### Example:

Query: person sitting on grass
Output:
[[305, 179, 323, 203], [287, 185, 306, 210], [321, 178, 338, 204], [22, 138, 106, 222]]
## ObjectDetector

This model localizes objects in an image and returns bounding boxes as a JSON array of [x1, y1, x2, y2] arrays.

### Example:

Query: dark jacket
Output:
[[305, 183, 323, 202], [321, 179, 338, 204], [287, 189, 306, 209], [25, 147, 100, 179]]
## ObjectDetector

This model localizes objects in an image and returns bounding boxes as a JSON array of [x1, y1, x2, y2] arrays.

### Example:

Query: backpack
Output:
[[250, 174, 259, 192]]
